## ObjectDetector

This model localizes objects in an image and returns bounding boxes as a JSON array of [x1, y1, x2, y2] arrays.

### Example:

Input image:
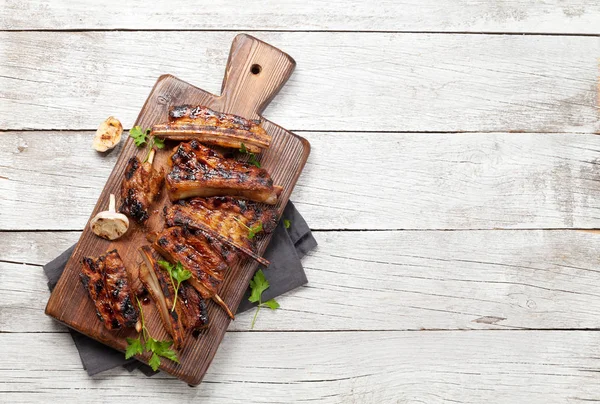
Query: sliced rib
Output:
[[120, 153, 165, 224], [153, 226, 235, 319], [166, 140, 280, 205], [166, 197, 276, 266], [152, 105, 270, 153], [178, 283, 209, 332], [80, 249, 139, 331]]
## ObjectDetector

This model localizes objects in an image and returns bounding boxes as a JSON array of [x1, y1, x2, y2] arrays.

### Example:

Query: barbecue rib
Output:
[[178, 283, 209, 333], [153, 226, 234, 319], [166, 140, 281, 204], [138, 246, 185, 348], [80, 249, 139, 331], [166, 197, 276, 265], [152, 105, 270, 153], [120, 152, 165, 224]]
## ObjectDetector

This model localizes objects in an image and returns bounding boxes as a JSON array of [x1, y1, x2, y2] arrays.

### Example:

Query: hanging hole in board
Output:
[[250, 64, 262, 75]]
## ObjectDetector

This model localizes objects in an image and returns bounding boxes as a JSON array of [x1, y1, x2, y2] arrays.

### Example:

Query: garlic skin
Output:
[[93, 117, 123, 152]]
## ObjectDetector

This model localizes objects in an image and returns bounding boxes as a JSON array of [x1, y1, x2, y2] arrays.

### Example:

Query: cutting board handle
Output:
[[218, 34, 296, 119]]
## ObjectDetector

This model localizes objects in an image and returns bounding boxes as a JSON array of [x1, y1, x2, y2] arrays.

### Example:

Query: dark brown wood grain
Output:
[[44, 34, 310, 386]]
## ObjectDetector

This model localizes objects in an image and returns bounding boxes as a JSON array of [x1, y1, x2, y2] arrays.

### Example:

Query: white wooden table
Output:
[[2, 2, 600, 402]]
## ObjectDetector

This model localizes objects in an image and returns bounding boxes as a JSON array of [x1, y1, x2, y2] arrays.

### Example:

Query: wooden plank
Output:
[[5, 229, 600, 332], [3, 0, 600, 34], [1, 32, 599, 132], [4, 131, 600, 231], [1, 331, 599, 402], [0, 262, 67, 334], [0, 231, 77, 265]]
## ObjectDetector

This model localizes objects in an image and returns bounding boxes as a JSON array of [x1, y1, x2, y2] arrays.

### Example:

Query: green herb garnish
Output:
[[248, 221, 263, 239], [233, 217, 263, 240], [239, 142, 261, 168], [129, 126, 165, 162], [129, 126, 150, 147], [126, 297, 179, 371], [248, 269, 280, 329], [153, 136, 165, 149], [158, 260, 192, 311]]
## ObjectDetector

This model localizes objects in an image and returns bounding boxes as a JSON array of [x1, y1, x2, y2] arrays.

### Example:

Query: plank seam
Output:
[[2, 228, 600, 234], [0, 259, 42, 267], [4, 29, 600, 37], [2, 129, 600, 135], [4, 329, 600, 334]]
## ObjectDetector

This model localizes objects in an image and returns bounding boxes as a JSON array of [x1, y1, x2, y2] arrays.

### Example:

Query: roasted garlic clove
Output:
[[90, 194, 129, 240], [93, 116, 123, 152]]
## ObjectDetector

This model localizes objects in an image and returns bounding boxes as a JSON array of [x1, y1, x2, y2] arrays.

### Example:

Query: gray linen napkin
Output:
[[44, 201, 316, 376]]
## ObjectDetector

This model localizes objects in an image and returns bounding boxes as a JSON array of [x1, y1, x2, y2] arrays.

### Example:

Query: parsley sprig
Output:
[[126, 297, 179, 371], [233, 217, 263, 240], [129, 126, 165, 162], [248, 269, 280, 329], [129, 126, 151, 147], [157, 261, 192, 311], [239, 142, 261, 168]]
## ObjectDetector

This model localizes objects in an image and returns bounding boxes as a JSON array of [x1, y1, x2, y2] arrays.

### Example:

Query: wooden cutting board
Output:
[[45, 34, 310, 386]]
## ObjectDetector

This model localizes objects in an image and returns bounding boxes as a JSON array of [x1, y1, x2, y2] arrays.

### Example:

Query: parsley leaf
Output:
[[144, 336, 158, 352], [158, 260, 173, 277], [248, 269, 279, 329], [283, 219, 291, 229], [130, 126, 164, 162], [157, 260, 171, 271], [145, 337, 179, 369], [172, 262, 192, 283], [125, 337, 143, 359], [239, 142, 261, 168], [148, 352, 161, 371], [247, 221, 263, 240], [129, 126, 149, 146], [153, 136, 165, 149], [154, 342, 180, 364], [262, 299, 280, 310], [158, 260, 192, 311], [125, 296, 180, 370], [248, 154, 261, 168], [249, 269, 269, 303], [233, 217, 263, 240]]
